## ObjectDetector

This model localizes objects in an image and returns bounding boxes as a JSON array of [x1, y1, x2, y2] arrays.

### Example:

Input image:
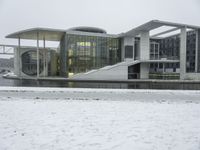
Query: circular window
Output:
[[21, 50, 43, 76]]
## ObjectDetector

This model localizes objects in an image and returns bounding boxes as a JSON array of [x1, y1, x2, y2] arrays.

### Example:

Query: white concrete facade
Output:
[[140, 63, 149, 79], [180, 27, 187, 80], [123, 37, 135, 59], [6, 20, 200, 81], [140, 31, 150, 60], [139, 31, 150, 79]]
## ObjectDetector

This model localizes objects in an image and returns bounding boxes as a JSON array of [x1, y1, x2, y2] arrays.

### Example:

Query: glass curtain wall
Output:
[[21, 50, 43, 76], [66, 34, 120, 77], [186, 31, 196, 72]]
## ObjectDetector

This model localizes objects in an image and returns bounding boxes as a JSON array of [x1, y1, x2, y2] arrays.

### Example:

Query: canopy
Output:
[[6, 28, 65, 41]]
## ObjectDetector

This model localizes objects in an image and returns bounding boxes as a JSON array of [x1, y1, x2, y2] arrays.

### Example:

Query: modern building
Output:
[[5, 20, 200, 80]]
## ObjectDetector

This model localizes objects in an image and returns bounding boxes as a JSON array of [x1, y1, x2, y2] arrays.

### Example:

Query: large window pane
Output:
[[65, 34, 121, 77]]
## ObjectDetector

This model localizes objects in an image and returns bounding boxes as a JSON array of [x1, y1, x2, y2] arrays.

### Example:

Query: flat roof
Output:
[[68, 26, 107, 34], [6, 20, 200, 40], [66, 30, 117, 38], [6, 28, 65, 41], [122, 20, 200, 37]]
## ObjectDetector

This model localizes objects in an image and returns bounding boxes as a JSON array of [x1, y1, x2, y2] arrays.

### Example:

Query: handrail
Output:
[[0, 45, 14, 55], [150, 56, 179, 60]]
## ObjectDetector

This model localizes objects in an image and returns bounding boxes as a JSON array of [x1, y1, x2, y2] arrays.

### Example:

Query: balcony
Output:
[[150, 55, 179, 61]]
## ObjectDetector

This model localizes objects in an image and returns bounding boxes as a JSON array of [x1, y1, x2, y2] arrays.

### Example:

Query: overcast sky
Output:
[[0, 0, 200, 45]]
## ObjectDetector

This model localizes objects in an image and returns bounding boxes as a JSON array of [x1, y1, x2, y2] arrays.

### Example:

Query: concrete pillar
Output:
[[14, 47, 20, 76], [139, 31, 150, 79], [36, 32, 39, 78], [197, 29, 200, 72], [140, 63, 149, 79], [121, 39, 125, 61], [195, 29, 198, 72], [123, 37, 135, 60], [18, 37, 21, 78], [43, 49, 48, 77], [43, 37, 46, 77], [46, 50, 49, 76], [140, 31, 150, 60], [180, 27, 187, 79]]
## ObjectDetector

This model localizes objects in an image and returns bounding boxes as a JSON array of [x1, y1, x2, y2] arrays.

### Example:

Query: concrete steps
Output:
[[69, 59, 140, 80]]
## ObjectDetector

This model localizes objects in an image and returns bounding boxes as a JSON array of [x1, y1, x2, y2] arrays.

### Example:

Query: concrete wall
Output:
[[139, 32, 150, 79], [197, 29, 200, 72], [14, 48, 20, 76], [180, 28, 187, 79], [123, 37, 135, 59], [140, 31, 150, 60], [71, 63, 128, 80], [140, 63, 149, 79], [121, 37, 135, 61]]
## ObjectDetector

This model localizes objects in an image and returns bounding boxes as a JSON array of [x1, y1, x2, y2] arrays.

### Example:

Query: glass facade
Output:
[[21, 50, 43, 76], [186, 31, 196, 72], [159, 35, 180, 60], [62, 34, 121, 77], [150, 41, 160, 60]]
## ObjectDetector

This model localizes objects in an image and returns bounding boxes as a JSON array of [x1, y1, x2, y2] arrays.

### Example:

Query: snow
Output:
[[0, 87, 200, 150]]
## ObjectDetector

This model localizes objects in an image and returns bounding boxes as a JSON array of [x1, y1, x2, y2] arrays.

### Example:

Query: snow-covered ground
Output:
[[0, 87, 200, 150]]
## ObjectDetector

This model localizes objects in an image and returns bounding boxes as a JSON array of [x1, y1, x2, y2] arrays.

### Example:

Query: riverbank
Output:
[[3, 73, 200, 89]]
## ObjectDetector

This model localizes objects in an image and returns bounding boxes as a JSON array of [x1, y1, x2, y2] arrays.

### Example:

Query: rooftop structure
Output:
[[5, 20, 200, 80]]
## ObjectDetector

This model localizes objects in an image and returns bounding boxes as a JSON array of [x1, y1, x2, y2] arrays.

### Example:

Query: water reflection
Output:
[[0, 75, 128, 89], [1, 75, 200, 90]]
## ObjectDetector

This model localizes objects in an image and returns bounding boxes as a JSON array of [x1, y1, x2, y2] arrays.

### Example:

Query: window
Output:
[[125, 45, 133, 58], [62, 34, 121, 76], [21, 50, 43, 76]]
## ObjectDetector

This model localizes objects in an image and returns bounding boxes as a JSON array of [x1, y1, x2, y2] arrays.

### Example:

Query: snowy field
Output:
[[0, 87, 200, 150]]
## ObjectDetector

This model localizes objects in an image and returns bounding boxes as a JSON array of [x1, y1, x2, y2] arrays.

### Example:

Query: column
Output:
[[37, 32, 39, 78], [197, 29, 200, 72], [18, 37, 21, 78], [43, 37, 46, 77], [140, 31, 150, 79], [180, 27, 187, 79], [140, 31, 150, 60], [195, 29, 198, 72], [140, 63, 149, 79]]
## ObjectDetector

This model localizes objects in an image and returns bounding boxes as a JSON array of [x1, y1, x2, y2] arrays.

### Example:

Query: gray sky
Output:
[[0, 0, 200, 45]]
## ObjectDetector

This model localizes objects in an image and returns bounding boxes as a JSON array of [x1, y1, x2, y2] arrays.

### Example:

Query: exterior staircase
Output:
[[70, 59, 140, 80]]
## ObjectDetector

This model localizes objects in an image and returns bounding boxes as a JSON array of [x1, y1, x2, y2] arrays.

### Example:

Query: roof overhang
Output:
[[6, 28, 66, 41], [122, 20, 200, 37]]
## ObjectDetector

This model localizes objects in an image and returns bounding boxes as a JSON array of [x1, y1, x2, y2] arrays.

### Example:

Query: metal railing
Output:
[[149, 73, 180, 80], [0, 44, 16, 55], [150, 55, 179, 60]]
